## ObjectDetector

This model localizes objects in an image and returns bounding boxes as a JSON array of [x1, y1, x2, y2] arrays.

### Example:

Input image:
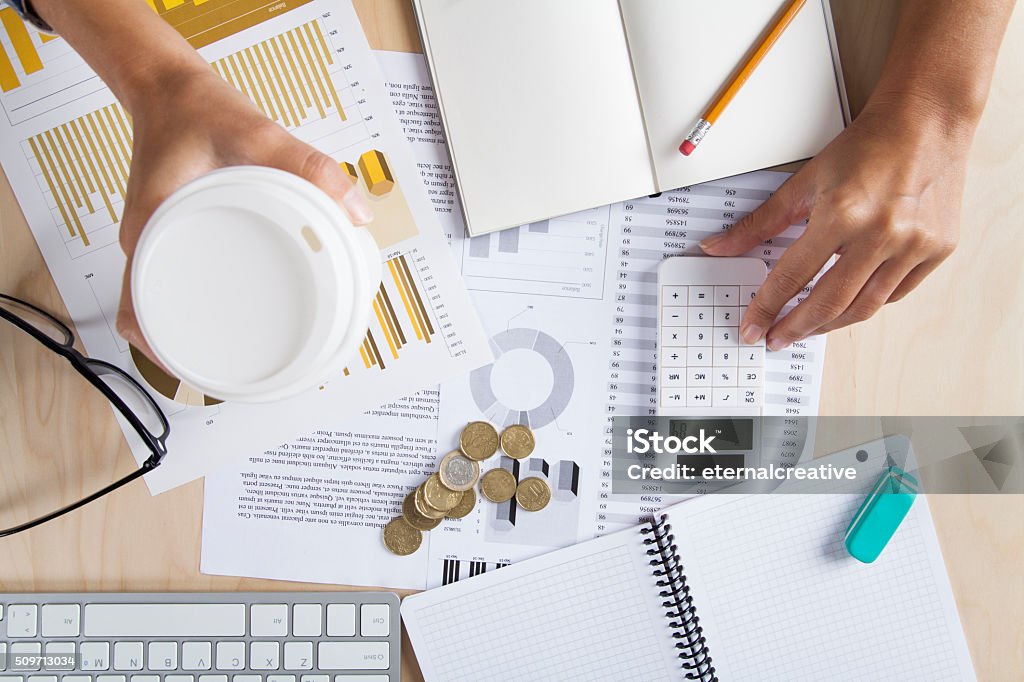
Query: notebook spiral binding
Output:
[[642, 513, 717, 682]]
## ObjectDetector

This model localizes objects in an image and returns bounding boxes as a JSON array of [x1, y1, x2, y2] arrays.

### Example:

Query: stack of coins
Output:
[[383, 421, 553, 556]]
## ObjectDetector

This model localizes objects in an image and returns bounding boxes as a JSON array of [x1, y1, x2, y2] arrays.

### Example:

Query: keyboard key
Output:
[[742, 388, 762, 405], [133, 676, 160, 682], [714, 368, 736, 387], [283, 643, 312, 671], [41, 605, 79, 637], [43, 641, 75, 668], [84, 605, 245, 638], [687, 306, 712, 325], [333, 678, 388, 682], [686, 390, 711, 407], [359, 605, 389, 638], [164, 676, 194, 682], [713, 388, 737, 408], [713, 306, 739, 326], [250, 643, 280, 670], [8, 605, 37, 638], [113, 643, 143, 671], [661, 367, 684, 388], [688, 286, 712, 305], [267, 676, 295, 682], [0, 677, 22, 682], [250, 606, 288, 638], [713, 327, 738, 347], [662, 327, 683, 345], [687, 369, 711, 387], [739, 346, 764, 366], [326, 605, 355, 637], [686, 347, 708, 365], [63, 676, 91, 682], [149, 642, 178, 671], [96, 675, 125, 682], [687, 327, 711, 346], [232, 676, 261, 682], [660, 306, 686, 326], [714, 286, 739, 305], [28, 676, 57, 682], [215, 643, 245, 671], [81, 643, 110, 671], [182, 643, 212, 671], [300, 676, 328, 682], [739, 369, 762, 387], [317, 643, 389, 671], [0, 644, 6, 671], [292, 605, 322, 638], [741, 286, 759, 303], [199, 676, 227, 682], [10, 643, 40, 670]]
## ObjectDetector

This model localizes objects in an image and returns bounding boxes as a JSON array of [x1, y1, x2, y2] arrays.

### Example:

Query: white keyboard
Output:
[[657, 257, 768, 415], [0, 593, 399, 682]]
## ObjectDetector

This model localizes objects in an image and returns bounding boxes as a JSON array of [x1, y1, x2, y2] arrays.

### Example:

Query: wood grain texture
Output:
[[1, 1, 1021, 680]]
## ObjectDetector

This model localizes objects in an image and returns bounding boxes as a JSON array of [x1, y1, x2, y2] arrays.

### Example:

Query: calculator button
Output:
[[738, 346, 764, 366], [662, 347, 686, 367], [662, 392, 685, 408], [688, 327, 712, 346], [713, 348, 737, 366], [686, 347, 709, 365], [741, 387, 763, 405], [741, 286, 759, 303], [687, 306, 713, 325], [662, 286, 687, 302], [661, 367, 685, 387], [713, 368, 736, 387], [663, 328, 684, 345], [739, 369, 762, 387], [687, 369, 711, 387], [714, 286, 739, 305], [713, 388, 738, 408], [662, 307, 687, 326], [713, 307, 740, 326], [688, 286, 713, 305], [713, 327, 738, 347], [687, 391, 711, 407]]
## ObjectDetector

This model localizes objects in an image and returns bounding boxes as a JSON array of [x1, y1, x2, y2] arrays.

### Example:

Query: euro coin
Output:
[[415, 484, 447, 519], [446, 487, 477, 519], [500, 424, 535, 459], [515, 477, 551, 512], [459, 421, 499, 461], [424, 473, 464, 511], [383, 516, 422, 555], [403, 490, 443, 531], [480, 468, 517, 503], [438, 450, 480, 491]]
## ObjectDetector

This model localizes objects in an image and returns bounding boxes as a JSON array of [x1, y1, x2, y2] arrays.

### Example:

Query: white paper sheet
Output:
[[199, 52, 828, 590], [0, 2, 490, 493]]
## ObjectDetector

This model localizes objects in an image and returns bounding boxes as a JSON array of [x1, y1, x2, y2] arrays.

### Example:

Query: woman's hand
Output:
[[699, 98, 969, 351], [114, 67, 372, 360]]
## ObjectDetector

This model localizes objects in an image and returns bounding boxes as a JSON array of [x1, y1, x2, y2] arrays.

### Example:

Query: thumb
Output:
[[268, 142, 373, 225], [699, 170, 813, 256]]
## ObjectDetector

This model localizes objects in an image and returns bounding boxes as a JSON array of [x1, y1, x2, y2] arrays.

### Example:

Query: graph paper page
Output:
[[401, 527, 682, 682], [666, 494, 976, 680]]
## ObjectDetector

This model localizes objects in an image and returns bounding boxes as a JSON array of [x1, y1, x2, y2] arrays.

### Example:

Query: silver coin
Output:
[[438, 450, 480, 492]]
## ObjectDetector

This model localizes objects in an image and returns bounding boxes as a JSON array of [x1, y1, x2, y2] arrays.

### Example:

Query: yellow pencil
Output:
[[680, 0, 807, 156]]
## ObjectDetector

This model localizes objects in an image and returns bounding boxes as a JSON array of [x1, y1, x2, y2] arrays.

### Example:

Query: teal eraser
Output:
[[844, 467, 918, 564]]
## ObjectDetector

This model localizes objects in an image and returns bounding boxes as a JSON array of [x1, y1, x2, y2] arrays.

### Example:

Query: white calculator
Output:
[[657, 257, 768, 415]]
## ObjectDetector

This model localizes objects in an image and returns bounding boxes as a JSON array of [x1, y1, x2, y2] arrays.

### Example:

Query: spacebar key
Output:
[[318, 643, 389, 670], [83, 604, 246, 637]]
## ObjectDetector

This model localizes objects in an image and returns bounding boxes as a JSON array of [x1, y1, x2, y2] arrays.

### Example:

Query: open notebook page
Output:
[[665, 494, 976, 681], [619, 0, 847, 192], [414, 0, 654, 234], [401, 527, 682, 682]]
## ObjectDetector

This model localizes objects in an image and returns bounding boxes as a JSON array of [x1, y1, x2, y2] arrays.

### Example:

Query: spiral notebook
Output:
[[402, 494, 975, 681]]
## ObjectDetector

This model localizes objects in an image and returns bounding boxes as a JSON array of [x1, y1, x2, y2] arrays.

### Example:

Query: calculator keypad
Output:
[[659, 285, 765, 410]]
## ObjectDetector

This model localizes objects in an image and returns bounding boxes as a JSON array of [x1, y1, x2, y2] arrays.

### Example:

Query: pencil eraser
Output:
[[844, 467, 918, 564], [679, 140, 696, 156]]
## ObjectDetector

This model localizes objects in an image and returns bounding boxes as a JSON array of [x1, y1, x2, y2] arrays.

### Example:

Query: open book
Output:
[[403, 470, 975, 680], [412, 0, 849, 235]]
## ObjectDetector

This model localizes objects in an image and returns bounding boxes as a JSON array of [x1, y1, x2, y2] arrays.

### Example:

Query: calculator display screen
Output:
[[667, 418, 754, 452]]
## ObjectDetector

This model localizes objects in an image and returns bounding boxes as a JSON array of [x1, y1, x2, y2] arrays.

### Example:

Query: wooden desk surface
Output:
[[1, 1, 1022, 679]]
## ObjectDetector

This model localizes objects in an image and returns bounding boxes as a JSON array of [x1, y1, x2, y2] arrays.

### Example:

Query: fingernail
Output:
[[767, 336, 792, 352], [740, 323, 765, 345], [699, 232, 727, 252], [343, 188, 373, 225]]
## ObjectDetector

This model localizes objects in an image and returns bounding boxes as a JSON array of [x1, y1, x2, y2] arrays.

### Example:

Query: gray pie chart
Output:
[[470, 328, 574, 429]]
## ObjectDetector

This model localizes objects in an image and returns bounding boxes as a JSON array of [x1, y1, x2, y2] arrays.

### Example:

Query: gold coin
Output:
[[459, 421, 499, 461], [446, 487, 477, 519], [415, 484, 447, 519], [424, 473, 464, 511], [383, 516, 422, 555], [403, 491, 443, 531], [438, 450, 480, 491], [480, 468, 517, 503], [515, 477, 551, 512], [500, 424, 535, 459]]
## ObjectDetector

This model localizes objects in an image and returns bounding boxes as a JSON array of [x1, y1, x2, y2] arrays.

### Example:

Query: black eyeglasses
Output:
[[0, 293, 170, 537]]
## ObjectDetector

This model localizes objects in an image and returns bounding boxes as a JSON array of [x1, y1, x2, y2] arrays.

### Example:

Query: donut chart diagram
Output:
[[470, 328, 574, 429]]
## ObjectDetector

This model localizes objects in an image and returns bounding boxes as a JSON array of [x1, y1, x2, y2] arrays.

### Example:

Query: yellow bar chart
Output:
[[0, 6, 45, 92]]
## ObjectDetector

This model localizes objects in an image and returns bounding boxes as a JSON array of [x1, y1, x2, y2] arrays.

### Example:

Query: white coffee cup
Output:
[[132, 166, 381, 403]]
